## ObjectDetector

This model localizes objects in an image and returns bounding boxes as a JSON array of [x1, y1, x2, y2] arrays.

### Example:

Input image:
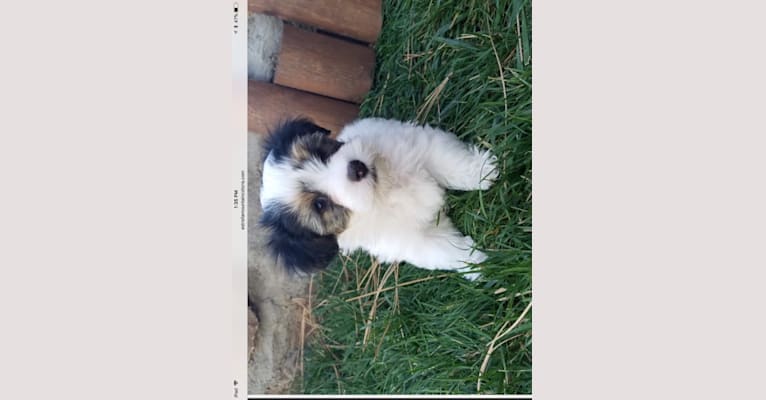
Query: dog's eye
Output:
[[313, 197, 328, 212]]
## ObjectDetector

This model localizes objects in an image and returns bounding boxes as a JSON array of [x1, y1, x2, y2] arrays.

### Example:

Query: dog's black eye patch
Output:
[[264, 117, 333, 163], [289, 133, 343, 167], [259, 204, 339, 275], [315, 137, 343, 163]]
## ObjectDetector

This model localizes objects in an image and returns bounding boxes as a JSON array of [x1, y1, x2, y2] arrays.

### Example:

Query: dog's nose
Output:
[[347, 160, 368, 181]]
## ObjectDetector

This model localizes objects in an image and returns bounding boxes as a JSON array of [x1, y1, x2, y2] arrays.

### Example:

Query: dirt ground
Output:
[[247, 131, 311, 394]]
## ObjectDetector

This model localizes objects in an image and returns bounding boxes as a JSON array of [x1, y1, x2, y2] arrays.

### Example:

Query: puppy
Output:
[[259, 117, 498, 280]]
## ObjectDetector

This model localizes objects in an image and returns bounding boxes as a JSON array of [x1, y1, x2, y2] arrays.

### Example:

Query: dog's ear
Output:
[[264, 118, 332, 162], [259, 206, 339, 274]]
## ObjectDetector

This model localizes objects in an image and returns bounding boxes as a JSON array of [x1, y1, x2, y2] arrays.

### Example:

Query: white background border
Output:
[[232, 1, 249, 398], [534, 0, 766, 398], [1, 0, 765, 399]]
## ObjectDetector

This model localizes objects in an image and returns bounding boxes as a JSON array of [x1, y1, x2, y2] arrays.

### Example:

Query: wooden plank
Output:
[[250, 0, 382, 44], [248, 80, 359, 137], [274, 25, 374, 104]]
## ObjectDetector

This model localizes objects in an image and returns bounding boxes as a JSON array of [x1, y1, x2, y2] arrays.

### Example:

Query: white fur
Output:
[[261, 118, 499, 280], [332, 118, 497, 280]]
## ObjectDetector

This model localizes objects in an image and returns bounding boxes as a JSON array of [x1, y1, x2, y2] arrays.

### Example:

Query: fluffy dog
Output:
[[259, 117, 498, 280]]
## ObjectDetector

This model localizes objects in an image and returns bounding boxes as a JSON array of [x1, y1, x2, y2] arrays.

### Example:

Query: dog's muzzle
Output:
[[347, 160, 368, 182]]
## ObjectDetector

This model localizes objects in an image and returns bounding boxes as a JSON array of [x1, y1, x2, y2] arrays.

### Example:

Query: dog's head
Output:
[[259, 118, 377, 274]]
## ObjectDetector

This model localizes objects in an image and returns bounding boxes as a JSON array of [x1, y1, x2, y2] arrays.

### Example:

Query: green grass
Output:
[[302, 0, 531, 394]]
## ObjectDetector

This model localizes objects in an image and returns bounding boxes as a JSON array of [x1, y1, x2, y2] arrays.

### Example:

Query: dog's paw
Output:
[[465, 248, 488, 265], [447, 236, 487, 281], [459, 241, 485, 281], [458, 266, 482, 281], [474, 147, 499, 190]]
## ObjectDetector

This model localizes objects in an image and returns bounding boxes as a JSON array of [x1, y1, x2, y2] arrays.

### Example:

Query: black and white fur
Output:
[[259, 117, 498, 280]]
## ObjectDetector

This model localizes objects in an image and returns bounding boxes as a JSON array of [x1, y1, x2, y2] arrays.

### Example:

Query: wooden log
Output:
[[247, 132, 312, 394], [274, 25, 374, 104], [248, 80, 359, 137], [250, 0, 382, 44]]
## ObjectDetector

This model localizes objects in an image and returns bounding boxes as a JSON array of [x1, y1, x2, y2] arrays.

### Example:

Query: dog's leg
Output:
[[420, 125, 499, 191], [386, 219, 486, 281], [410, 232, 485, 280]]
